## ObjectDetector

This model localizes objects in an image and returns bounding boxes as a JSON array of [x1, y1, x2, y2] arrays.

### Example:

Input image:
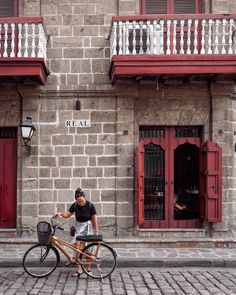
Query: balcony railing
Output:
[[0, 17, 47, 59], [110, 14, 236, 57]]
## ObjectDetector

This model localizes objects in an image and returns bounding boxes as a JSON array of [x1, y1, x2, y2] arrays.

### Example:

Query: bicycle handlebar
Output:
[[51, 216, 65, 231]]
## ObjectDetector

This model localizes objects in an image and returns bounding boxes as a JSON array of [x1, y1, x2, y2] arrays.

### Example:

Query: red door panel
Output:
[[137, 141, 144, 225], [200, 141, 222, 222], [137, 136, 169, 228], [0, 138, 17, 228]]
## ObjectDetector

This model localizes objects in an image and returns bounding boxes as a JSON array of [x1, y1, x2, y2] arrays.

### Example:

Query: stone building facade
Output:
[[1, 0, 236, 244]]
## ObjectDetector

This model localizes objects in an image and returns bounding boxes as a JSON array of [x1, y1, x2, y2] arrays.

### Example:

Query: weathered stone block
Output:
[[54, 179, 70, 189], [55, 146, 71, 155], [74, 156, 88, 166], [22, 204, 37, 217], [58, 190, 74, 202], [57, 4, 73, 15], [51, 60, 70, 73], [52, 135, 73, 145], [63, 48, 84, 58], [22, 191, 39, 203], [40, 157, 57, 167], [73, 168, 86, 177], [43, 15, 63, 26], [102, 203, 115, 215], [79, 74, 93, 85], [87, 167, 103, 177], [81, 178, 98, 189], [85, 146, 103, 155], [88, 135, 98, 144], [97, 156, 116, 166], [53, 37, 83, 48], [60, 168, 72, 178], [39, 179, 53, 189], [22, 179, 38, 190], [98, 134, 116, 144], [74, 26, 99, 37], [84, 15, 104, 25], [22, 168, 38, 178], [58, 157, 73, 166], [73, 4, 96, 15], [39, 190, 54, 202], [39, 203, 55, 216]]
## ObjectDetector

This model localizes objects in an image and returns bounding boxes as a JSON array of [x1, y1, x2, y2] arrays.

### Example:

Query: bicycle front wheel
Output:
[[80, 243, 116, 279], [23, 244, 60, 278]]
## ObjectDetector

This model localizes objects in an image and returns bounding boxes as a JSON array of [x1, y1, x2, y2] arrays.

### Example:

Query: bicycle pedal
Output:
[[65, 261, 76, 267]]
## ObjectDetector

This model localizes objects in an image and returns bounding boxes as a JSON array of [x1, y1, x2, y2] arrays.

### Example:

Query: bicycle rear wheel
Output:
[[23, 244, 60, 278], [80, 243, 116, 279]]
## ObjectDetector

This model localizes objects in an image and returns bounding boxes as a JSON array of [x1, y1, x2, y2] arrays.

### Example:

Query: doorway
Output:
[[137, 126, 202, 228], [0, 127, 17, 228]]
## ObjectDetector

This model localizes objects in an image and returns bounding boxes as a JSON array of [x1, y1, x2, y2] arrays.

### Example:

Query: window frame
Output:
[[0, 0, 19, 17], [140, 0, 202, 14]]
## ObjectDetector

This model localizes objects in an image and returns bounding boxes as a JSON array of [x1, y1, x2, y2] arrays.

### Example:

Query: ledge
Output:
[[0, 58, 49, 84], [110, 54, 236, 83]]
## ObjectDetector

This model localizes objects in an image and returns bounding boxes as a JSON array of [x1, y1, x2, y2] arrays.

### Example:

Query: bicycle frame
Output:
[[50, 235, 101, 265]]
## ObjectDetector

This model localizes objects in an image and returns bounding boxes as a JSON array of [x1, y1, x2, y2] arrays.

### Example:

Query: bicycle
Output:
[[22, 216, 117, 279]]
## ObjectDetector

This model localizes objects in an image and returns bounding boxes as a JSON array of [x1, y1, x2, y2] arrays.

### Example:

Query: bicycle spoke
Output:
[[80, 243, 116, 279], [23, 245, 59, 278]]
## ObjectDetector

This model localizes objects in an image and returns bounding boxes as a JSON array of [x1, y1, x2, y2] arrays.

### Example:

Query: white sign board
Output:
[[65, 120, 91, 128]]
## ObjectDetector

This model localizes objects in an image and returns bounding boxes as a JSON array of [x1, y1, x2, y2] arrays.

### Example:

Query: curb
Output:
[[2, 258, 236, 268]]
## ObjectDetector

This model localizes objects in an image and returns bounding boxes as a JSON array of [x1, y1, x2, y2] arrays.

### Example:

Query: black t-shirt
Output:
[[69, 201, 96, 222]]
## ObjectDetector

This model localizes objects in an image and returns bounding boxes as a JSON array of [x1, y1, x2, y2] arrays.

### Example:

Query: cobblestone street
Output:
[[1, 267, 236, 295]]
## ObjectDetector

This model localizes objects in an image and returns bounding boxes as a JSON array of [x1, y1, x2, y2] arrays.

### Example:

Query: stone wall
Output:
[[1, 0, 236, 240]]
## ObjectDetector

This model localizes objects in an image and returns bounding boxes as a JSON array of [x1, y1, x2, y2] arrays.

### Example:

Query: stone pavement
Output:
[[1, 240, 236, 268], [1, 267, 236, 295]]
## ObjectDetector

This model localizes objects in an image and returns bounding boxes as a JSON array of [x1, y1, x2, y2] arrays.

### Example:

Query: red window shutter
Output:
[[0, 0, 17, 17], [137, 141, 145, 225], [142, 0, 202, 14], [199, 141, 222, 222], [174, 0, 197, 14], [145, 0, 167, 14]]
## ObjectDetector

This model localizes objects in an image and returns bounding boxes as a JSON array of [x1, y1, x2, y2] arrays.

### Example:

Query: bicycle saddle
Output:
[[76, 234, 103, 242]]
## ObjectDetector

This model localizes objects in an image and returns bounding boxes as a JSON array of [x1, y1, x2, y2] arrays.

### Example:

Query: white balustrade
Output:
[[110, 16, 236, 58], [0, 19, 47, 59]]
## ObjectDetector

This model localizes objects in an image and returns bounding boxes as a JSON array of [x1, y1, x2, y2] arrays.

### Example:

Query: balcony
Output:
[[0, 17, 49, 85], [109, 14, 236, 84]]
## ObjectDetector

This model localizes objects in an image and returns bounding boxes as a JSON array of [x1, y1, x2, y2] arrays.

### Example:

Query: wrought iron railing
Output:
[[110, 14, 236, 58], [0, 17, 47, 59]]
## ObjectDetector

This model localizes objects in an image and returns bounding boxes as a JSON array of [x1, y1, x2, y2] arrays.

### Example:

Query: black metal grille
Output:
[[0, 127, 17, 138], [139, 127, 165, 139], [144, 143, 165, 220], [175, 127, 201, 138]]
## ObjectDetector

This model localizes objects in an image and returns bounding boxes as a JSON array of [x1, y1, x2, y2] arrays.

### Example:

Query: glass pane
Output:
[[139, 127, 165, 139], [144, 143, 165, 220], [175, 127, 201, 138]]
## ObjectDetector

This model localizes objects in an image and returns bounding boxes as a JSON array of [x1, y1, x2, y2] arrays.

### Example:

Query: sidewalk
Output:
[[1, 237, 236, 268]]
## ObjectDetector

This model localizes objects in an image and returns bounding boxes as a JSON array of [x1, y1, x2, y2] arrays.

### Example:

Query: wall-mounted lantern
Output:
[[19, 117, 36, 155]]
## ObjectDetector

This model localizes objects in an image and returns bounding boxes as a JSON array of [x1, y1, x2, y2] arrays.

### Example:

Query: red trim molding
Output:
[[0, 17, 43, 23], [112, 13, 236, 21], [110, 55, 236, 83], [0, 58, 49, 84]]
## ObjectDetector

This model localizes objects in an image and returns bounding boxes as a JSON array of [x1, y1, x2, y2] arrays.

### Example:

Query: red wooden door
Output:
[[0, 138, 17, 228], [199, 141, 222, 222], [137, 136, 169, 228], [169, 128, 201, 228], [137, 127, 222, 228]]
